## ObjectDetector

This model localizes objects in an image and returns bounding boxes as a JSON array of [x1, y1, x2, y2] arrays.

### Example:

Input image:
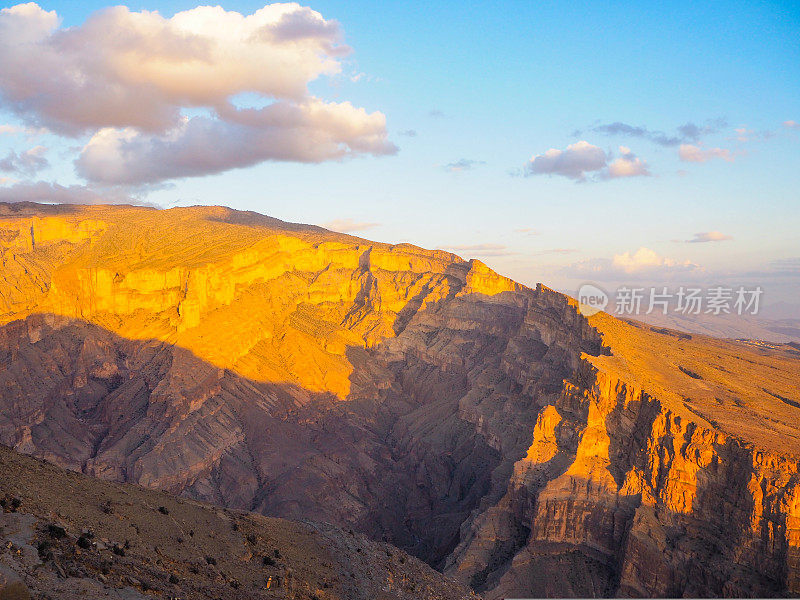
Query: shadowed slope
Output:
[[0, 443, 476, 600]]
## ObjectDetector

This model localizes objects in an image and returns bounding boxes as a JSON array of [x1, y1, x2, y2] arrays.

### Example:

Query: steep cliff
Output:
[[1, 202, 798, 598]]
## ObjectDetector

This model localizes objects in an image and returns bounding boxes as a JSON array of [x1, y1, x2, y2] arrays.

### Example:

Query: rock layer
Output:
[[1, 202, 799, 597]]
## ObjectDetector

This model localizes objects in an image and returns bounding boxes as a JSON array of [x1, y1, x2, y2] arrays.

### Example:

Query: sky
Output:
[[0, 0, 798, 307]]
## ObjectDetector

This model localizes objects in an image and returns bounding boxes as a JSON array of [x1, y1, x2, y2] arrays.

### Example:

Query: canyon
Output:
[[1, 201, 799, 598]]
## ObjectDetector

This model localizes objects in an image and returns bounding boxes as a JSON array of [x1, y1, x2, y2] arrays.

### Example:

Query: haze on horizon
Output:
[[0, 0, 798, 306]]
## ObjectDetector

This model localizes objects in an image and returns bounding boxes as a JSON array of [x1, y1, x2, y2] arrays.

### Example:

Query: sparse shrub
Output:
[[188, 529, 194, 537], [157, 506, 169, 515], [246, 534, 257, 545], [231, 522, 238, 531], [0, 581, 32, 600], [262, 555, 276, 567], [47, 524, 67, 539], [100, 501, 114, 514], [36, 540, 52, 559], [0, 497, 21, 513], [204, 556, 217, 566], [112, 545, 125, 557], [273, 549, 282, 559], [77, 536, 91, 549], [169, 574, 179, 585]]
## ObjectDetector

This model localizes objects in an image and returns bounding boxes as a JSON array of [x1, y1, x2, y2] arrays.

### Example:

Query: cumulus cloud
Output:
[[586, 118, 726, 147], [438, 243, 514, 257], [0, 3, 348, 133], [564, 247, 699, 280], [525, 141, 649, 181], [0, 181, 134, 205], [784, 120, 800, 130], [0, 124, 47, 137], [605, 146, 650, 178], [443, 158, 485, 172], [0, 3, 394, 185], [76, 100, 396, 185], [686, 231, 733, 243], [0, 145, 48, 176], [678, 144, 734, 163], [525, 141, 606, 181], [322, 218, 379, 233]]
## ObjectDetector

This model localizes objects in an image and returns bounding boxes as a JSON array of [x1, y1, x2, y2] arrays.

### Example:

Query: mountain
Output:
[[1, 202, 799, 598], [0, 443, 476, 599], [620, 309, 800, 344]]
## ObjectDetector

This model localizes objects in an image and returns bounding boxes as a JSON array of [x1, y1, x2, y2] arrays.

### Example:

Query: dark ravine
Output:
[[1, 203, 799, 598]]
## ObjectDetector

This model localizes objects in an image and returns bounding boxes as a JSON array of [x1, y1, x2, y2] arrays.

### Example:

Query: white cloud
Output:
[[525, 141, 606, 181], [678, 144, 733, 163], [443, 158, 485, 172], [525, 141, 649, 181], [0, 176, 18, 185], [0, 3, 394, 184], [322, 218, 379, 233], [76, 100, 395, 185], [784, 120, 799, 129], [0, 124, 47, 136], [606, 146, 650, 178], [0, 181, 135, 204], [0, 145, 48, 175], [564, 247, 700, 280], [687, 231, 733, 243], [0, 3, 348, 133]]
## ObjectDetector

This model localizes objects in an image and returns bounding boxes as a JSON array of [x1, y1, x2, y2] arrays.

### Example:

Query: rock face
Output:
[[1, 201, 799, 598]]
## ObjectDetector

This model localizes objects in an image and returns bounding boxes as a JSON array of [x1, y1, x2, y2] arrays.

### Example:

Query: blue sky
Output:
[[0, 0, 798, 303]]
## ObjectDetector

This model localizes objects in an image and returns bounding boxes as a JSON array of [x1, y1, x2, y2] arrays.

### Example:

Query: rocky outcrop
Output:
[[1, 202, 799, 598]]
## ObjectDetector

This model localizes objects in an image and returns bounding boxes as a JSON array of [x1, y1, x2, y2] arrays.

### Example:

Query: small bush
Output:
[[112, 545, 125, 557], [47, 524, 67, 539], [0, 497, 21, 513], [77, 536, 91, 550], [262, 555, 276, 567], [273, 549, 282, 559], [168, 574, 179, 585], [204, 556, 217, 566], [157, 506, 169, 515], [36, 540, 52, 559]]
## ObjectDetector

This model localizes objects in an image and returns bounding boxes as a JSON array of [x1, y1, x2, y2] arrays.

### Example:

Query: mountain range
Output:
[[0, 202, 798, 598]]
